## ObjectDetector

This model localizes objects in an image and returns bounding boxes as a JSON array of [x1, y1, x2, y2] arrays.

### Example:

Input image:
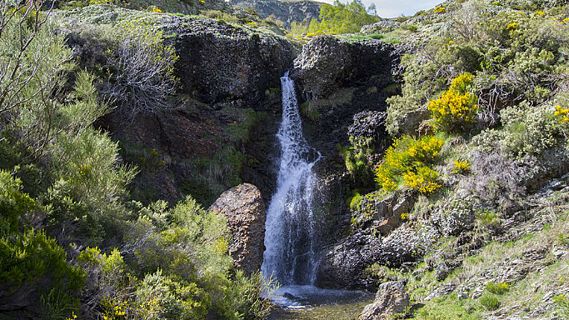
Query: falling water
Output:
[[262, 72, 321, 286]]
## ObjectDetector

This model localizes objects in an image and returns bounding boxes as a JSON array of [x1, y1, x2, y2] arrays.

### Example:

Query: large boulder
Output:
[[209, 183, 266, 274], [359, 281, 409, 320]]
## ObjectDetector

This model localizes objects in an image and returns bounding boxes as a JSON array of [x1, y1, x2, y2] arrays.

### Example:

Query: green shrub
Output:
[[553, 294, 569, 318], [479, 293, 501, 311], [0, 224, 84, 319], [349, 192, 364, 212], [375, 135, 444, 194], [476, 210, 501, 229], [342, 136, 376, 185], [134, 270, 209, 320], [0, 171, 37, 235], [485, 281, 511, 295], [475, 103, 569, 158]]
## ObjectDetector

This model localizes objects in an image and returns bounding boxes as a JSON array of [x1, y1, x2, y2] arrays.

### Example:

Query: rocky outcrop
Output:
[[209, 183, 266, 275], [352, 191, 416, 234], [316, 220, 430, 290], [360, 20, 400, 34], [57, 5, 292, 204], [174, 18, 296, 108], [359, 281, 409, 320], [292, 36, 396, 99]]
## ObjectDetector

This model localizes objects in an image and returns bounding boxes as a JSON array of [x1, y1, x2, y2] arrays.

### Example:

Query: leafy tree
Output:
[[290, 0, 379, 37]]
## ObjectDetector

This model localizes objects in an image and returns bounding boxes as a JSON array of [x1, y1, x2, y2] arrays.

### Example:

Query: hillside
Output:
[[0, 0, 568, 319]]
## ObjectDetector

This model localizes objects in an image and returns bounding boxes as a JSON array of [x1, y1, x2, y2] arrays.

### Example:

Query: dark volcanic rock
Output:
[[174, 18, 296, 108], [348, 111, 387, 140], [57, 6, 293, 204], [292, 36, 397, 99], [316, 224, 433, 289], [316, 228, 383, 289], [209, 183, 266, 275], [291, 35, 397, 171]]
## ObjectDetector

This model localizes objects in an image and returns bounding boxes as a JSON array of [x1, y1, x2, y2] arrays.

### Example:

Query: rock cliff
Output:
[[56, 5, 295, 205]]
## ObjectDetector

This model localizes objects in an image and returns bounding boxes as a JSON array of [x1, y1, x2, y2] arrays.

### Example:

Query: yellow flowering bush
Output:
[[403, 167, 442, 194], [375, 135, 444, 194], [554, 105, 569, 123], [428, 73, 479, 132], [434, 6, 446, 14], [452, 160, 471, 174], [148, 6, 163, 13], [506, 21, 519, 31]]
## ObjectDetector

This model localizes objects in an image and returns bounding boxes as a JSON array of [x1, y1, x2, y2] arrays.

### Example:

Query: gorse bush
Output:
[[375, 135, 444, 194], [554, 105, 569, 123], [0, 171, 85, 319], [428, 73, 479, 132], [452, 159, 471, 174]]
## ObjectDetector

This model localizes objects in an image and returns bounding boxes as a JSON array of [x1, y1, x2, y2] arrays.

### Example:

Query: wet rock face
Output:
[[290, 36, 397, 173], [289, 36, 400, 288], [175, 19, 296, 109], [359, 281, 409, 320], [209, 183, 266, 275], [316, 229, 383, 289]]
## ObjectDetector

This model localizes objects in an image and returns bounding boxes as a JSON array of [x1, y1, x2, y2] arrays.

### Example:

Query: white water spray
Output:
[[262, 72, 321, 285]]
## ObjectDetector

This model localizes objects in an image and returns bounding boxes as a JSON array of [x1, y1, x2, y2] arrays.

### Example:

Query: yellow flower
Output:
[[506, 21, 519, 31], [434, 6, 446, 14], [149, 6, 163, 13], [452, 160, 471, 174], [554, 105, 569, 123]]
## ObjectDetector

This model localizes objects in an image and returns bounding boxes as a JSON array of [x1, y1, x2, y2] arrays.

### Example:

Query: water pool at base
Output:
[[267, 285, 373, 320]]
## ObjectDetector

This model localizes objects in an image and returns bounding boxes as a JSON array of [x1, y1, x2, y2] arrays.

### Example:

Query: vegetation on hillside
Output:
[[0, 1, 270, 319], [343, 0, 569, 318], [289, 0, 379, 39]]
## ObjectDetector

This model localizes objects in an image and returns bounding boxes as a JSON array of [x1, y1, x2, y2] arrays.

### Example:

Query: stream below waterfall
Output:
[[262, 73, 371, 318]]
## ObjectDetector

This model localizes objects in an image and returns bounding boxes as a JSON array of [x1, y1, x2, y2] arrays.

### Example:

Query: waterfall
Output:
[[262, 72, 321, 286]]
